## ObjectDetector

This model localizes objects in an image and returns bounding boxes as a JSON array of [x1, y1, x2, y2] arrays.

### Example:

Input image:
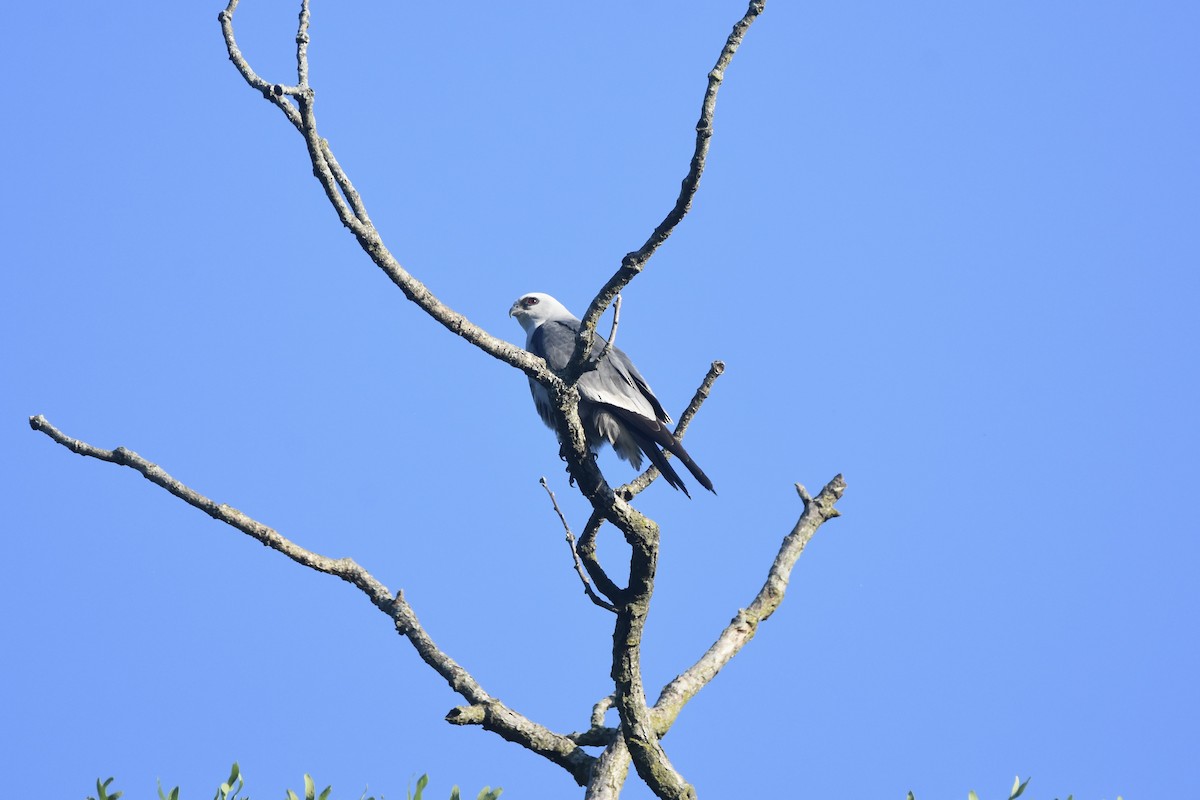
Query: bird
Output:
[[509, 292, 714, 497]]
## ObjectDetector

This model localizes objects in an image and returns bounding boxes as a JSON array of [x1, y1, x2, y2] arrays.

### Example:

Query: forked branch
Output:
[[217, 0, 541, 384]]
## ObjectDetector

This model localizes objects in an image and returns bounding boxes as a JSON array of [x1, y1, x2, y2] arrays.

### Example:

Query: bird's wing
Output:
[[531, 318, 667, 423], [526, 322, 569, 430], [601, 347, 672, 425], [526, 316, 715, 495]]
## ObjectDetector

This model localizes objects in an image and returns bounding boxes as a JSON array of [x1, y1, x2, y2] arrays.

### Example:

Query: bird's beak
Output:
[[508, 302, 520, 318]]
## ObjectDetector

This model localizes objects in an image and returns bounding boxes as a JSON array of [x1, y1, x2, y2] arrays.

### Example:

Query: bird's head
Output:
[[509, 292, 572, 334]]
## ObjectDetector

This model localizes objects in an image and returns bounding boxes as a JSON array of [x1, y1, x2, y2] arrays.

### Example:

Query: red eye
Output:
[[523, 297, 539, 307]]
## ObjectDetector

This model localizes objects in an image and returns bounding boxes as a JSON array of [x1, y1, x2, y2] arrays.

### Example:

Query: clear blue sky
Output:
[[3, 3, 1196, 799]]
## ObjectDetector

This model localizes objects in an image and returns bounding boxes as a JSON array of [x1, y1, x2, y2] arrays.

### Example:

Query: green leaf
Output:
[[157, 779, 181, 800], [318, 784, 333, 800], [907, 793, 915, 800], [287, 791, 299, 800], [410, 773, 428, 800], [305, 774, 317, 800], [1010, 776, 1031, 799], [95, 777, 121, 800], [968, 792, 979, 800], [450, 789, 461, 800]]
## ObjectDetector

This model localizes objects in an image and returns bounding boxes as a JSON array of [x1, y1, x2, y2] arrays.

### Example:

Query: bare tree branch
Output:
[[541, 477, 618, 613], [295, 0, 311, 88], [568, 0, 767, 375], [591, 694, 617, 730], [562, 695, 619, 747], [586, 735, 632, 800], [591, 294, 623, 370], [217, 1, 546, 383], [651, 474, 848, 732], [611, 518, 696, 800], [576, 510, 625, 604], [28, 415, 596, 786], [218, 2, 303, 126]]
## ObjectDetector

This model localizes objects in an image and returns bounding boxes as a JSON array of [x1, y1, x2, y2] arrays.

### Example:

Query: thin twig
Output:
[[563, 693, 620, 747], [322, 141, 373, 226], [569, 0, 767, 375], [540, 477, 617, 613], [295, 0, 311, 88], [591, 694, 617, 729], [219, 2, 303, 130], [576, 510, 624, 603], [592, 293, 623, 369]]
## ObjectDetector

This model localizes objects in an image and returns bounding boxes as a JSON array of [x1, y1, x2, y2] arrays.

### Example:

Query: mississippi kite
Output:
[[509, 292, 714, 497]]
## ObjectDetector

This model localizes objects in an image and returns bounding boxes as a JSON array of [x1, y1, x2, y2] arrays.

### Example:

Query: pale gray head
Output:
[[508, 292, 576, 334]]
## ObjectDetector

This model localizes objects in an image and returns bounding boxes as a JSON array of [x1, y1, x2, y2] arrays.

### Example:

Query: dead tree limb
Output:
[[27, 415, 596, 785]]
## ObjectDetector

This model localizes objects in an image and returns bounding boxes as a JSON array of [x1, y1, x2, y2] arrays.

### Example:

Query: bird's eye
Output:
[[523, 297, 539, 307]]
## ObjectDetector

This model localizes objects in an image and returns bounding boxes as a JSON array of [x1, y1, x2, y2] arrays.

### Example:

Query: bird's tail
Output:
[[610, 406, 716, 496], [662, 436, 715, 495], [628, 427, 693, 497]]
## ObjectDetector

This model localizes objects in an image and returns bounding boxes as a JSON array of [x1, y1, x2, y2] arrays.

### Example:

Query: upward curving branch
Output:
[[652, 475, 847, 732], [567, 0, 767, 378], [218, 0, 537, 382]]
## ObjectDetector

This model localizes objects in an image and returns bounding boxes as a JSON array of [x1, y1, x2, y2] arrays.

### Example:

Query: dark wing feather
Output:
[[626, 424, 691, 496]]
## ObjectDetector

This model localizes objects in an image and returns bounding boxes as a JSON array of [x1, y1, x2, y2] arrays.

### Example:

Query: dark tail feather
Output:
[[663, 436, 716, 495], [628, 427, 692, 497], [610, 405, 716, 496]]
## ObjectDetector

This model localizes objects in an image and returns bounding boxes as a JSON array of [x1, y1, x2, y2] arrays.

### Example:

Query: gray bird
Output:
[[509, 292, 714, 497]]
